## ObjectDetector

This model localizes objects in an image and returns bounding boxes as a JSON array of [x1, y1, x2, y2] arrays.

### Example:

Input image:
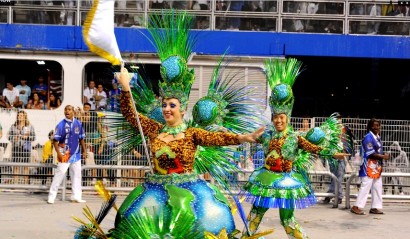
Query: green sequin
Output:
[[160, 122, 188, 137]]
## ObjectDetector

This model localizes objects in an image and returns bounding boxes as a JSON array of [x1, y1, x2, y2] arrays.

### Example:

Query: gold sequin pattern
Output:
[[151, 128, 239, 173], [297, 135, 322, 154], [120, 91, 241, 174], [120, 91, 163, 140], [266, 137, 293, 172]]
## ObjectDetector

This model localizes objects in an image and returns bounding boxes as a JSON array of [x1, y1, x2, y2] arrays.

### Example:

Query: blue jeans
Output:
[[327, 159, 346, 199]]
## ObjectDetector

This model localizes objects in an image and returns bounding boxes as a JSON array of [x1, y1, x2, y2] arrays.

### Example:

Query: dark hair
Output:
[[84, 102, 91, 107], [334, 112, 342, 119], [366, 118, 380, 132]]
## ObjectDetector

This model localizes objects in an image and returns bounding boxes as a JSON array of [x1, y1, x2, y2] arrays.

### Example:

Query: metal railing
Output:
[[1, 115, 409, 205], [1, 0, 409, 36], [345, 172, 410, 208]]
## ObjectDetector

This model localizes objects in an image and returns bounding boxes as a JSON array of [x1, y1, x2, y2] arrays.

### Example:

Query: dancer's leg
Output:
[[242, 205, 268, 236], [279, 208, 308, 239]]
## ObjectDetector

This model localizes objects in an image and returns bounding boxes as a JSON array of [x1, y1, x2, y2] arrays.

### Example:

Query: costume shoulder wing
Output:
[[192, 54, 268, 134], [304, 113, 351, 157], [298, 113, 352, 169]]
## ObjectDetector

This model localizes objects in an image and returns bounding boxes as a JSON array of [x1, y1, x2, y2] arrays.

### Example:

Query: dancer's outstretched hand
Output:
[[115, 63, 132, 91], [238, 126, 265, 143]]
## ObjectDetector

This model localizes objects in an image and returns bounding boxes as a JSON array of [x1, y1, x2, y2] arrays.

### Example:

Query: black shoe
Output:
[[322, 197, 331, 204], [369, 208, 384, 214]]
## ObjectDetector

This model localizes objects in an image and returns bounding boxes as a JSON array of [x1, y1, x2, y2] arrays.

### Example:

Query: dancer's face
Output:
[[162, 98, 185, 127], [273, 113, 288, 132]]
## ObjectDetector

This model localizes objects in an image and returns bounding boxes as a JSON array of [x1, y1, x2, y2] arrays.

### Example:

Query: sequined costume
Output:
[[115, 91, 240, 235], [241, 58, 345, 239], [75, 8, 271, 239], [242, 126, 330, 239], [244, 129, 324, 209]]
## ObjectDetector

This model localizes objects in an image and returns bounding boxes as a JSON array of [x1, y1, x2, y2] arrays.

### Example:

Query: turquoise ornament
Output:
[[305, 127, 326, 145], [161, 56, 185, 81], [264, 58, 303, 117], [269, 83, 294, 116], [192, 99, 218, 126], [272, 84, 292, 102]]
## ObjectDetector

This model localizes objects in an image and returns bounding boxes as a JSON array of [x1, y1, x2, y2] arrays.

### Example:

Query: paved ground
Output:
[[0, 190, 409, 239]]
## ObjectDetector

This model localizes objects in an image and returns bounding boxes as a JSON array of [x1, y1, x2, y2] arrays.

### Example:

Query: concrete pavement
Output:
[[0, 191, 409, 239]]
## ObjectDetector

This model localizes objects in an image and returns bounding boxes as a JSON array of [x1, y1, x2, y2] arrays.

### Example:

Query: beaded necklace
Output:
[[160, 122, 187, 137]]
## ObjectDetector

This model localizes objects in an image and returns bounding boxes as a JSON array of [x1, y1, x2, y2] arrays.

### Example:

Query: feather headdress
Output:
[[145, 10, 198, 111], [264, 58, 304, 117]]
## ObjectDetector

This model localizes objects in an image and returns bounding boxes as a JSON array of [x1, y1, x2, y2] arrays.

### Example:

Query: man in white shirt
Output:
[[15, 78, 31, 108], [1, 82, 23, 108], [95, 83, 107, 111], [83, 80, 97, 110]]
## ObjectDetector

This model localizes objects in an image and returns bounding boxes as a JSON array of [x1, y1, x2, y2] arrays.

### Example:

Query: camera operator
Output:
[[83, 80, 97, 110]]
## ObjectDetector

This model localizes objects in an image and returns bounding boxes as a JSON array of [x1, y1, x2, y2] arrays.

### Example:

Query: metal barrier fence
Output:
[[0, 115, 409, 206], [0, 0, 409, 36]]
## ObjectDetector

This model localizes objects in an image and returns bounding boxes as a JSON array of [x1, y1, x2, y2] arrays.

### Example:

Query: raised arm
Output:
[[117, 65, 162, 138], [298, 135, 350, 159], [192, 126, 265, 146]]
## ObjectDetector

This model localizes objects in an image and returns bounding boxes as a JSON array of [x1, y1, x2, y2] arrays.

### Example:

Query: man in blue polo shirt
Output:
[[47, 105, 87, 204]]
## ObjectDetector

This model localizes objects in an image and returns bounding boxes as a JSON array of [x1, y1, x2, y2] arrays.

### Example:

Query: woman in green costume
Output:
[[242, 58, 350, 239]]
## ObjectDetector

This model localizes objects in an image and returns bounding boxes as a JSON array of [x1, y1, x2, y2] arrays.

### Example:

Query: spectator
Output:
[[115, 0, 127, 27], [61, 0, 75, 25], [47, 105, 87, 204], [95, 83, 107, 111], [0, 122, 3, 183], [83, 80, 97, 110], [351, 118, 390, 215], [150, 0, 169, 9], [1, 82, 23, 108], [27, 92, 45, 110], [45, 0, 60, 24], [350, 3, 365, 33], [94, 126, 116, 186], [79, 102, 99, 148], [37, 130, 54, 185], [173, 0, 192, 10], [15, 78, 31, 108], [227, 0, 244, 30], [367, 1, 381, 34], [299, 117, 311, 132], [384, 141, 409, 195], [78, 102, 99, 183], [7, 110, 36, 184], [322, 113, 355, 205], [32, 75, 48, 102], [193, 0, 210, 29], [108, 81, 121, 112], [322, 2, 343, 33], [46, 92, 61, 110]]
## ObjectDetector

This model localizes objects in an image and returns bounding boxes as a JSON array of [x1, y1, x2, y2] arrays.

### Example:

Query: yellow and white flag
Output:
[[83, 0, 122, 65]]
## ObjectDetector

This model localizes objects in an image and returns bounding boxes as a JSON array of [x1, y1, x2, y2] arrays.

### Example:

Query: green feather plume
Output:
[[264, 58, 304, 89]]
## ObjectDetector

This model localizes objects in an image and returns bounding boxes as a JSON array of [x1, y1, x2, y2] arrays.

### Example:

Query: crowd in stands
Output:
[[3, 1, 409, 35], [0, 76, 61, 110]]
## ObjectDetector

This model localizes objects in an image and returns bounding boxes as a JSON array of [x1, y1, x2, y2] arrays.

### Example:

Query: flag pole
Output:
[[121, 62, 154, 174]]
